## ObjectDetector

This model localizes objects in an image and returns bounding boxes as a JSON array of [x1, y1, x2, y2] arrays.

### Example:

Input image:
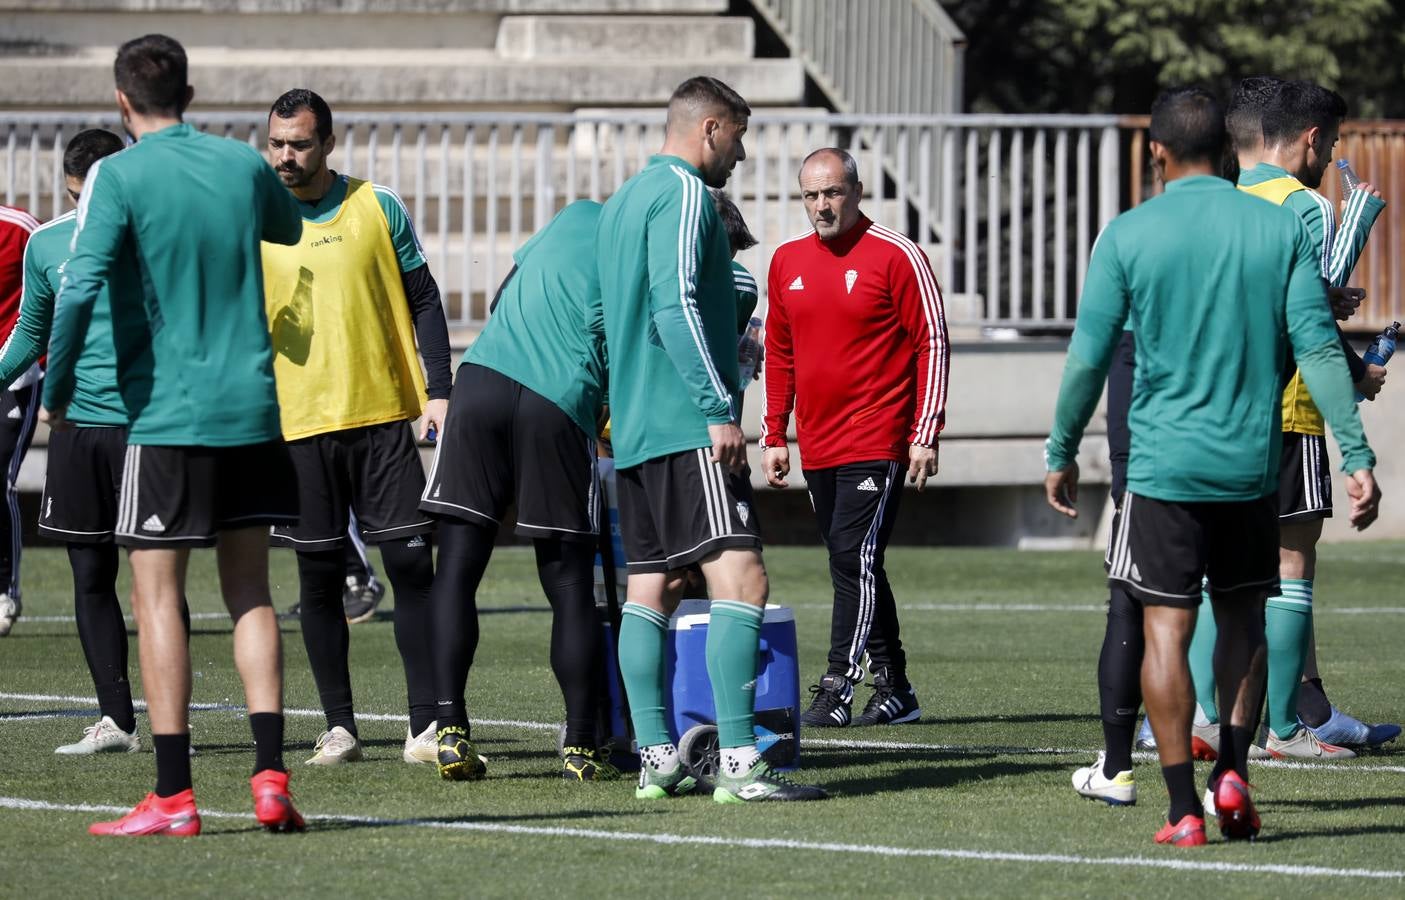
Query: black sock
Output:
[[1162, 761, 1202, 823], [153, 733, 193, 797], [1297, 677, 1332, 729], [1098, 586, 1143, 776], [381, 537, 438, 736], [69, 544, 137, 733], [249, 712, 285, 775], [535, 538, 603, 748], [1229, 725, 1254, 780], [430, 521, 494, 731], [295, 549, 357, 735]]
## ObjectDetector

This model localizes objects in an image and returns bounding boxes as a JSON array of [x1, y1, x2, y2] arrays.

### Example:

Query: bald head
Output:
[[799, 148, 863, 240], [660, 75, 750, 188]]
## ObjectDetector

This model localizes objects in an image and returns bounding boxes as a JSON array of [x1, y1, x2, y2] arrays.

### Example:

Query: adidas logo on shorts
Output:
[[857, 477, 879, 492], [142, 514, 166, 533]]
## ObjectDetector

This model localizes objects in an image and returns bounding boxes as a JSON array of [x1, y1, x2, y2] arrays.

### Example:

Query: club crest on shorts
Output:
[[736, 501, 750, 526]]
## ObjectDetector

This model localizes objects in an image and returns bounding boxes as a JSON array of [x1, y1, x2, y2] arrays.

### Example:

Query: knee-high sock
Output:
[[618, 602, 671, 748], [1265, 579, 1313, 739], [1188, 585, 1220, 724], [68, 543, 135, 733], [429, 520, 493, 731], [535, 539, 604, 748], [380, 537, 438, 736], [706, 600, 763, 750], [1098, 585, 1143, 775], [295, 549, 356, 734]]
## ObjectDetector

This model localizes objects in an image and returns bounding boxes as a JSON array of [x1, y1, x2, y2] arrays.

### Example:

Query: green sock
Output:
[[617, 602, 672, 748], [705, 600, 764, 749], [1265, 579, 1313, 739], [1188, 586, 1220, 724]]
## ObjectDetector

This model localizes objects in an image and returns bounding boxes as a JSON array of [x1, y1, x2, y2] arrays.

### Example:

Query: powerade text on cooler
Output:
[[1357, 320, 1400, 402]]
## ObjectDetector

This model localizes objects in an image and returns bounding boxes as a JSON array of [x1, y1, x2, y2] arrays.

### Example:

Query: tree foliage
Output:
[[940, 0, 1405, 116]]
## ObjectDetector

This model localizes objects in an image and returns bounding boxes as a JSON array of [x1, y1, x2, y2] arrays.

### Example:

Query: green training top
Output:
[[295, 172, 426, 274], [0, 212, 126, 426], [731, 260, 758, 332], [596, 155, 739, 468], [44, 123, 302, 446], [466, 199, 606, 437], [1045, 175, 1373, 501]]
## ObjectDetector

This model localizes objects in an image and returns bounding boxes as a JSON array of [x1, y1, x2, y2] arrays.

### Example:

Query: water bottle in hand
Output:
[[737, 316, 764, 383], [1356, 320, 1399, 402], [1337, 159, 1361, 193]]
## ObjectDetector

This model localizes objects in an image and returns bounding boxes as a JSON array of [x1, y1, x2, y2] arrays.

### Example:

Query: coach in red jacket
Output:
[[761, 148, 949, 728]]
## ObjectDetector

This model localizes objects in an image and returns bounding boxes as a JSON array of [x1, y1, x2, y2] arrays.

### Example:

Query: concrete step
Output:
[[0, 50, 805, 108], [497, 15, 753, 60]]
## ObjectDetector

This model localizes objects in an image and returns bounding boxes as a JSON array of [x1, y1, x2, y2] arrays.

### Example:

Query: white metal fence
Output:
[[1, 111, 1121, 329]]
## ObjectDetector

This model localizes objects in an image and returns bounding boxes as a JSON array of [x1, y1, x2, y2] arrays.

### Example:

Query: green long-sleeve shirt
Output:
[[1046, 175, 1373, 502], [596, 155, 739, 468], [45, 123, 302, 446]]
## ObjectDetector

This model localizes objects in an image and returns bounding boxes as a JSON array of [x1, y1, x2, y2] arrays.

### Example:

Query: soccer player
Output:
[[45, 34, 306, 835], [762, 148, 948, 728], [597, 75, 825, 802], [421, 199, 612, 782], [1045, 87, 1379, 846], [0, 201, 39, 637], [262, 89, 451, 766]]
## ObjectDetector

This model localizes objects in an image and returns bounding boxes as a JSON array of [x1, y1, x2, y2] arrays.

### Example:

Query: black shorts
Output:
[[38, 425, 127, 543], [272, 420, 431, 551], [1279, 432, 1333, 522], [116, 440, 299, 549], [420, 364, 599, 542], [1104, 491, 1279, 608], [617, 448, 762, 574]]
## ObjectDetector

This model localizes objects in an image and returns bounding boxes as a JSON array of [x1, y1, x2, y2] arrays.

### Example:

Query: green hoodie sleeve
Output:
[[0, 234, 56, 388], [645, 178, 736, 425], [1046, 228, 1129, 471], [1327, 187, 1384, 287]]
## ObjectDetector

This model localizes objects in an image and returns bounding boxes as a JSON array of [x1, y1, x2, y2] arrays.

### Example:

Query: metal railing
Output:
[[1, 110, 1121, 329]]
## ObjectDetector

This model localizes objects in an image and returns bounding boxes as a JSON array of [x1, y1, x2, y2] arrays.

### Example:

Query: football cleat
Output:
[[1071, 751, 1136, 806], [1306, 708, 1401, 749], [251, 769, 306, 833], [1191, 722, 1220, 761], [403, 721, 438, 764], [0, 593, 18, 637], [1212, 770, 1260, 841], [343, 576, 386, 625], [635, 761, 697, 799], [562, 746, 622, 782], [89, 790, 201, 837], [436, 725, 487, 781], [856, 667, 921, 726], [800, 675, 852, 728], [304, 726, 363, 765], [1154, 813, 1207, 847], [55, 716, 140, 755], [713, 759, 827, 803], [1134, 716, 1156, 750], [1265, 727, 1355, 760]]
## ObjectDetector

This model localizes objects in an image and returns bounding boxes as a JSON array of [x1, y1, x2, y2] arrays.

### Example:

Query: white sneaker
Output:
[[403, 720, 438, 764], [1265, 726, 1356, 760], [1071, 751, 1136, 805], [305, 725, 363, 765], [1203, 786, 1216, 817], [54, 716, 140, 755], [0, 593, 18, 637]]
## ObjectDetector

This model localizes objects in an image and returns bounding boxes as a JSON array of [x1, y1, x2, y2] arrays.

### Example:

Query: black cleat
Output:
[[800, 675, 852, 728], [856, 668, 921, 726]]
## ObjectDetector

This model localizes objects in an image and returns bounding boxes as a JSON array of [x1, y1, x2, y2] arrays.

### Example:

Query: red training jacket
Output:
[[0, 206, 39, 345], [762, 216, 949, 470]]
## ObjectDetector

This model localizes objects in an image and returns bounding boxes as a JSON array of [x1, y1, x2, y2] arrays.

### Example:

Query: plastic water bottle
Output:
[[1356, 320, 1400, 402], [737, 316, 763, 383], [1337, 159, 1361, 193]]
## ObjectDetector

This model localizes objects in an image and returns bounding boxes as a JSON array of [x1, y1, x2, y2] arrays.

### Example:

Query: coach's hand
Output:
[[39, 405, 71, 431], [1328, 286, 1365, 321], [1346, 468, 1381, 530], [908, 443, 938, 491], [708, 422, 746, 473], [1356, 364, 1387, 401], [1045, 463, 1080, 518], [763, 446, 790, 488], [420, 398, 448, 441]]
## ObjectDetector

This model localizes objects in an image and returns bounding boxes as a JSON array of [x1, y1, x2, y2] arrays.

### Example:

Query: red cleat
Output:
[[1191, 737, 1218, 761], [1213, 770, 1260, 841], [89, 790, 201, 837], [1154, 814, 1207, 847], [252, 769, 306, 833]]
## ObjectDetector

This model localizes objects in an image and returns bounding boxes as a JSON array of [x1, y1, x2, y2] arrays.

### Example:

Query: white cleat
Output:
[[1265, 726, 1356, 760], [0, 593, 19, 637], [1071, 751, 1136, 806], [403, 720, 438, 764], [305, 725, 363, 765], [55, 716, 140, 755]]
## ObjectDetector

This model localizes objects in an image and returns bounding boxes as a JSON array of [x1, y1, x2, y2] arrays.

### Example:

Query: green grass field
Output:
[[2, 543, 1402, 898]]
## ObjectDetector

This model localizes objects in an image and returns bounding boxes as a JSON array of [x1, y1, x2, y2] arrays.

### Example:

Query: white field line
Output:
[[3, 692, 1401, 774], [0, 795, 1400, 880]]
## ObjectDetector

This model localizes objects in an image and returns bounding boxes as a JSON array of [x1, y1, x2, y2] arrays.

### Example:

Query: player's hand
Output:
[[39, 405, 71, 431], [1346, 468, 1381, 530], [708, 422, 746, 473], [1045, 463, 1080, 518], [763, 446, 790, 488], [1328, 286, 1365, 321], [1355, 364, 1387, 401], [1356, 181, 1385, 203], [420, 398, 448, 441], [752, 342, 765, 381], [908, 443, 938, 491]]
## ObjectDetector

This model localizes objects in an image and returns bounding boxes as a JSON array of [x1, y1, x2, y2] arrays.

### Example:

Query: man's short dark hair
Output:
[[114, 34, 188, 116], [710, 189, 757, 254], [667, 76, 751, 128], [1225, 75, 1283, 152], [270, 88, 334, 142], [1148, 87, 1226, 165], [1262, 80, 1348, 148], [63, 129, 125, 180]]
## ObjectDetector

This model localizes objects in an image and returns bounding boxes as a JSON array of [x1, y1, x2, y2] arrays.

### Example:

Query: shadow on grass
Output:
[[1265, 796, 1405, 811], [925, 712, 1091, 726], [204, 806, 631, 837], [799, 745, 1069, 795]]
